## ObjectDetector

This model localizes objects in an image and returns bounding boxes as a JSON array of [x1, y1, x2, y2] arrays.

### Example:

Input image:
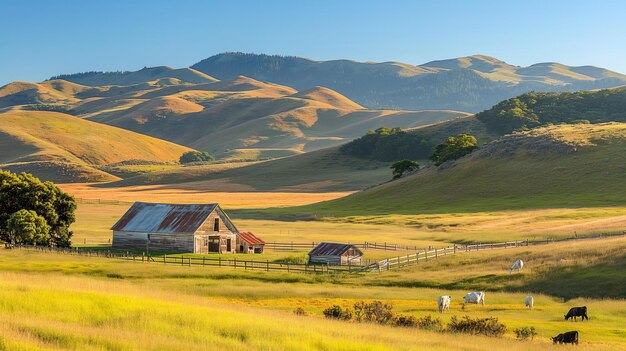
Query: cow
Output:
[[509, 259, 524, 274], [464, 291, 485, 305], [525, 296, 534, 309], [552, 331, 579, 344], [438, 295, 451, 313], [565, 306, 588, 321]]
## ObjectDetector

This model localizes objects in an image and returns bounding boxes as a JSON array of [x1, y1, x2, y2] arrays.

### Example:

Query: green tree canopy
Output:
[[7, 209, 50, 245], [0, 170, 76, 247], [179, 151, 215, 164], [340, 127, 434, 162], [430, 134, 478, 166], [476, 88, 626, 134], [390, 160, 420, 179]]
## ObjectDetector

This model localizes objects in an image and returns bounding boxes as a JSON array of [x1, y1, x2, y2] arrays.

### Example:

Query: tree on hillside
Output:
[[430, 134, 478, 166], [340, 127, 433, 162], [0, 171, 76, 247], [7, 209, 50, 245], [390, 160, 420, 179], [179, 151, 215, 164]]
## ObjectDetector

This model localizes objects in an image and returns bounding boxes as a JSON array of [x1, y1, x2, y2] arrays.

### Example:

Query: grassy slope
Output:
[[84, 76, 469, 155], [1, 239, 625, 349], [293, 123, 626, 215], [0, 110, 193, 182], [107, 147, 392, 192]]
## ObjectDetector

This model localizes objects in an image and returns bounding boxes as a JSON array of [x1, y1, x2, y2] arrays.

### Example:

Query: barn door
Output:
[[208, 236, 220, 252], [226, 239, 232, 252]]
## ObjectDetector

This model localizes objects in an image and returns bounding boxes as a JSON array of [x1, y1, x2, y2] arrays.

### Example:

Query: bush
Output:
[[514, 326, 538, 341], [323, 305, 352, 320], [293, 307, 307, 316], [447, 316, 507, 337], [179, 151, 215, 164], [353, 301, 394, 324], [415, 315, 444, 331]]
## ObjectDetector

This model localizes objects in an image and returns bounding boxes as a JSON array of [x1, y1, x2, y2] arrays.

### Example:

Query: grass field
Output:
[[0, 246, 624, 350]]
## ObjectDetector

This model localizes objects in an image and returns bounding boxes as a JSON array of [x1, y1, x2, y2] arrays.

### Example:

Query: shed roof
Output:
[[111, 202, 218, 234], [308, 242, 363, 257], [238, 232, 266, 245]]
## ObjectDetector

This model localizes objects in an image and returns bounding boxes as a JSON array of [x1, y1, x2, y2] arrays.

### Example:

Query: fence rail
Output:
[[9, 230, 625, 274]]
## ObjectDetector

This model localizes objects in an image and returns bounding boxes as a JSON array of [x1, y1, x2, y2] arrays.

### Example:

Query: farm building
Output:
[[236, 232, 265, 254], [308, 242, 363, 266], [111, 202, 241, 254]]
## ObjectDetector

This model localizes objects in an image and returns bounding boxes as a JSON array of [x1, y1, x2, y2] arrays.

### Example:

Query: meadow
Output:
[[1, 245, 625, 350]]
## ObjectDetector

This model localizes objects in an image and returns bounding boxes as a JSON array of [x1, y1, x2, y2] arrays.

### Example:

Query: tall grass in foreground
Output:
[[0, 268, 624, 351]]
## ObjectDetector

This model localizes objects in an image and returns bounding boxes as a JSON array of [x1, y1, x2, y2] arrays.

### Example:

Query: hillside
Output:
[[0, 110, 193, 182], [191, 52, 626, 112], [49, 66, 217, 86], [294, 123, 626, 215], [5, 74, 463, 157], [105, 146, 392, 192]]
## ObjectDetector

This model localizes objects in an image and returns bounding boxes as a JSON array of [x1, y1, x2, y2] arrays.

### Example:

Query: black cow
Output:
[[552, 331, 579, 345], [565, 306, 588, 321]]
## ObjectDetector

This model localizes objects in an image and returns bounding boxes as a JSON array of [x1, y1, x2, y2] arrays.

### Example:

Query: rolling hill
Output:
[[293, 123, 626, 215], [0, 110, 193, 182], [1, 73, 469, 158], [190, 52, 626, 112], [103, 146, 392, 192]]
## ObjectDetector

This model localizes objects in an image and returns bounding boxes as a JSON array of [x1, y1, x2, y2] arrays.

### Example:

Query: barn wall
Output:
[[194, 210, 237, 253], [112, 231, 194, 253], [308, 255, 341, 265]]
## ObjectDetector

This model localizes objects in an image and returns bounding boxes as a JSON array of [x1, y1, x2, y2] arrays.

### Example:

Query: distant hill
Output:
[[50, 66, 217, 86], [0, 110, 193, 182], [340, 87, 626, 162], [295, 123, 626, 215], [191, 53, 626, 112], [31, 74, 465, 156]]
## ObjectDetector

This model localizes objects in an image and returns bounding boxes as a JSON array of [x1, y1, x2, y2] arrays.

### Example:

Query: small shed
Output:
[[111, 202, 239, 254], [237, 232, 265, 254], [308, 242, 363, 266]]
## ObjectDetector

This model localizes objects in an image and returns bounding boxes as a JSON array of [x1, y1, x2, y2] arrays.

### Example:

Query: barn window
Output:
[[214, 218, 220, 231]]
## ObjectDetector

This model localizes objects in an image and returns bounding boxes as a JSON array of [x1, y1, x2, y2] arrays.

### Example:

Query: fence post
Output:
[[163, 254, 166, 264], [219, 257, 221, 267], [266, 259, 269, 272], [181, 255, 184, 266], [234, 258, 237, 269]]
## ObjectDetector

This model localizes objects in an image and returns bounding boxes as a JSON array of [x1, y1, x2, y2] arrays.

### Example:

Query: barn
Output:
[[308, 242, 363, 266], [111, 202, 239, 254], [236, 232, 265, 254]]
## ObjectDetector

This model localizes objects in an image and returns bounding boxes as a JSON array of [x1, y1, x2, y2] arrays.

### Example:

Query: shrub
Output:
[[179, 151, 215, 164], [323, 305, 352, 320], [293, 307, 307, 316], [415, 315, 444, 331], [392, 314, 417, 327], [361, 301, 394, 324], [447, 316, 507, 337], [514, 326, 538, 341]]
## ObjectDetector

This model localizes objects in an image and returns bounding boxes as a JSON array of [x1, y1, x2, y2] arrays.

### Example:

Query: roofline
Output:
[[215, 204, 239, 233], [109, 201, 222, 232]]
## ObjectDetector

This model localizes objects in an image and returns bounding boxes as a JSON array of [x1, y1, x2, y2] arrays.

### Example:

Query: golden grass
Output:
[[0, 250, 624, 350]]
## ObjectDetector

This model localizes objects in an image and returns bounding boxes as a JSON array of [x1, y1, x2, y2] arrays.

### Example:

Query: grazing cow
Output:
[[438, 295, 451, 313], [552, 331, 579, 344], [509, 259, 524, 274], [464, 291, 485, 305], [525, 296, 534, 309], [565, 306, 588, 321]]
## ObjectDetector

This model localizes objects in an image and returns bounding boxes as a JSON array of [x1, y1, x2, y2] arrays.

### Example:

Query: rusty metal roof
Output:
[[237, 232, 265, 245], [111, 202, 218, 234], [308, 242, 363, 257]]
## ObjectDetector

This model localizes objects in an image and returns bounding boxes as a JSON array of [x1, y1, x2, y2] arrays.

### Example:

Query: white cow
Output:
[[464, 291, 485, 305], [510, 259, 524, 274], [438, 295, 451, 313], [525, 296, 534, 309]]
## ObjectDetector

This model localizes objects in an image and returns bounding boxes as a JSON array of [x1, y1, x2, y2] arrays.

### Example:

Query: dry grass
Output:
[[0, 250, 624, 350]]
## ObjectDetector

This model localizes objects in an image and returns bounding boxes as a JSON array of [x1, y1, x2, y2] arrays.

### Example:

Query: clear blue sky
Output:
[[1, 0, 625, 85]]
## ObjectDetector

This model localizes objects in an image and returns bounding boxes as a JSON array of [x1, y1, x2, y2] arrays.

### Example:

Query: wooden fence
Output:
[[10, 230, 625, 275], [265, 241, 434, 251], [11, 245, 359, 274]]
